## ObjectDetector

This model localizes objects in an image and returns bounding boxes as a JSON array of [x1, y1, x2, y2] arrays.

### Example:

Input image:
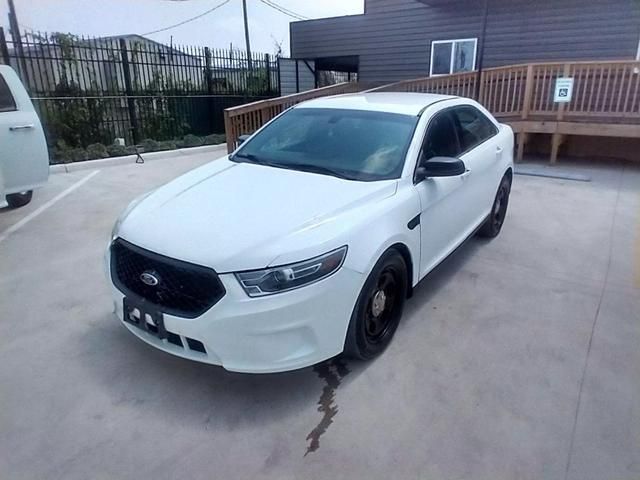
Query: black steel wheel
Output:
[[345, 249, 408, 360], [478, 175, 511, 238]]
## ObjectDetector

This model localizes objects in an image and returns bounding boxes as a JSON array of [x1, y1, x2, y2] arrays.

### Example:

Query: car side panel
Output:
[[0, 66, 49, 195], [402, 98, 514, 284], [340, 179, 423, 287]]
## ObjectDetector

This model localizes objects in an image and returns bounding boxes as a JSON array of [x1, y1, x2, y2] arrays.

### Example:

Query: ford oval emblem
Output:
[[140, 271, 160, 286]]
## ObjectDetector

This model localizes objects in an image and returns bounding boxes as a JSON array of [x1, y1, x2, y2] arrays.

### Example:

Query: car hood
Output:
[[118, 157, 398, 272]]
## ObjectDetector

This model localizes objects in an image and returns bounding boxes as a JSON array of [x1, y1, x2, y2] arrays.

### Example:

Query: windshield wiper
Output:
[[232, 154, 354, 180], [231, 152, 262, 164], [273, 162, 354, 180]]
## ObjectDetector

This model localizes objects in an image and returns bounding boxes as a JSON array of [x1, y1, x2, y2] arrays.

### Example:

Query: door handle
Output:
[[9, 124, 34, 131]]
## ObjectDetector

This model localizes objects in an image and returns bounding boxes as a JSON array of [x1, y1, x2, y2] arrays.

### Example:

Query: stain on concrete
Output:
[[304, 358, 350, 456]]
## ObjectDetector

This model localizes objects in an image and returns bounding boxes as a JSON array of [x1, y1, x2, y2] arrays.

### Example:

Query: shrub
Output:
[[52, 148, 72, 164], [141, 138, 159, 153], [182, 134, 204, 147], [157, 140, 177, 151], [204, 133, 226, 145], [86, 143, 108, 160], [70, 148, 88, 162], [107, 144, 128, 157]]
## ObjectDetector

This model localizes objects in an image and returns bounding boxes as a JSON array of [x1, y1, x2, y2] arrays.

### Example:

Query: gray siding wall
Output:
[[290, 0, 640, 83], [278, 58, 316, 95]]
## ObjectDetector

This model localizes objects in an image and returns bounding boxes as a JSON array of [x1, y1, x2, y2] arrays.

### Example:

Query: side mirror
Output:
[[416, 156, 466, 182], [237, 134, 251, 146]]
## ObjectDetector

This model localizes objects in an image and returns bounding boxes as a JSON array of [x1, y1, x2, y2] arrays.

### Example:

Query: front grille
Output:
[[110, 238, 225, 318]]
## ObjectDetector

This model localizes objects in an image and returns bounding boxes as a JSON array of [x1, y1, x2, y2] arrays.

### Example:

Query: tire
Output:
[[345, 249, 408, 360], [478, 175, 511, 238], [6, 190, 33, 209]]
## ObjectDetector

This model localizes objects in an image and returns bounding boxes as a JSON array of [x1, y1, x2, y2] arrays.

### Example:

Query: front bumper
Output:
[[107, 251, 364, 373]]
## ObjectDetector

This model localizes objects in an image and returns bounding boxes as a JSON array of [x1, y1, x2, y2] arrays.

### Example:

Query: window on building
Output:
[[430, 38, 478, 76], [0, 74, 17, 113]]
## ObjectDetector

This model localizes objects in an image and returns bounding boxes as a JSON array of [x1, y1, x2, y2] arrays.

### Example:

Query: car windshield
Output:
[[231, 108, 419, 181]]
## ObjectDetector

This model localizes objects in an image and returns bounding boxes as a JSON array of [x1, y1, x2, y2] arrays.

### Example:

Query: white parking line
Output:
[[0, 170, 100, 245]]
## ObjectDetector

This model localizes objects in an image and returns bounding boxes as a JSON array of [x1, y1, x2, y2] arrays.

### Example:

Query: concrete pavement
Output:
[[0, 151, 638, 480]]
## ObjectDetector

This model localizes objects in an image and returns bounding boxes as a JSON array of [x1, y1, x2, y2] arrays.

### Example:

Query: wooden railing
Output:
[[375, 60, 640, 122], [370, 70, 479, 98], [224, 82, 369, 152], [223, 60, 640, 160]]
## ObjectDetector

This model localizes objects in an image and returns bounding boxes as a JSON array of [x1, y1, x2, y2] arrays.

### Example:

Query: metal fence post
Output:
[[0, 28, 10, 65], [276, 56, 281, 95], [204, 47, 214, 132], [265, 53, 271, 94], [204, 47, 213, 94], [119, 38, 140, 144]]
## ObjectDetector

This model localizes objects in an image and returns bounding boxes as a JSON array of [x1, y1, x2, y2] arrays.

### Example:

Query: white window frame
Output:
[[429, 38, 478, 76]]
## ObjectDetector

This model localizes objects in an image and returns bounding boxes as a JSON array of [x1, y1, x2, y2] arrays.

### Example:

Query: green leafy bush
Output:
[[157, 140, 177, 151], [204, 133, 226, 145], [86, 143, 108, 160], [70, 148, 88, 162], [182, 134, 204, 147], [107, 144, 128, 157], [141, 138, 159, 153]]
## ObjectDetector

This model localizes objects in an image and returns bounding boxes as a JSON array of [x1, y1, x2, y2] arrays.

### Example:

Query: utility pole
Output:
[[241, 0, 253, 70], [474, 0, 490, 100], [7, 0, 29, 84]]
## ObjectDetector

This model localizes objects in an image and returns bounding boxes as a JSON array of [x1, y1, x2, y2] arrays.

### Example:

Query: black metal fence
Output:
[[0, 29, 279, 161]]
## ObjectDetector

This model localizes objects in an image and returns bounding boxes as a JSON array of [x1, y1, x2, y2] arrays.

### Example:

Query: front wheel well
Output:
[[388, 243, 414, 298], [504, 167, 513, 183]]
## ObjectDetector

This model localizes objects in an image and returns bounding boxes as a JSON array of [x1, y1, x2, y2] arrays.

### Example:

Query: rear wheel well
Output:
[[388, 243, 414, 298]]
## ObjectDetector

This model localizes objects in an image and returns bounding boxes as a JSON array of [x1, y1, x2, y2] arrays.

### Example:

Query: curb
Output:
[[49, 144, 228, 174]]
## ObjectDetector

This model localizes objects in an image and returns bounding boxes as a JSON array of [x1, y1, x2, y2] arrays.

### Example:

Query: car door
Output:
[[414, 109, 471, 277], [450, 105, 501, 228], [0, 67, 49, 195]]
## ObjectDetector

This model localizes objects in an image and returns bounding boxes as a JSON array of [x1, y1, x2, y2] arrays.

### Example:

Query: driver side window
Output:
[[0, 74, 17, 113], [422, 111, 460, 161]]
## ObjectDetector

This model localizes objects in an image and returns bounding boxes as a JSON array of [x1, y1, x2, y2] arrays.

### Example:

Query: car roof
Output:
[[296, 92, 458, 116]]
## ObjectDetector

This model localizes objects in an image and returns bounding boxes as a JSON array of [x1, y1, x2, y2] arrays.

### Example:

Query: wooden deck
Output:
[[224, 60, 640, 163]]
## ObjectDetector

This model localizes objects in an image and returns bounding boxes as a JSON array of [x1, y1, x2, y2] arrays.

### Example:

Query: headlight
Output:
[[111, 191, 153, 240], [235, 246, 348, 297]]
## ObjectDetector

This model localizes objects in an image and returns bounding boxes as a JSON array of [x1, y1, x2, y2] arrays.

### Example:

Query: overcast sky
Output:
[[0, 0, 363, 55]]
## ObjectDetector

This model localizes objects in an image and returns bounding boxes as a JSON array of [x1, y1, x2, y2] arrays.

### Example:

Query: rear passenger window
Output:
[[452, 106, 498, 152], [0, 74, 17, 112]]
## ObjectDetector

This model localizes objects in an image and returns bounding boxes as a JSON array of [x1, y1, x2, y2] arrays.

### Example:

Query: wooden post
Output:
[[550, 133, 564, 164], [517, 132, 527, 163], [477, 69, 486, 103], [557, 63, 571, 121], [224, 110, 234, 154], [522, 64, 534, 119]]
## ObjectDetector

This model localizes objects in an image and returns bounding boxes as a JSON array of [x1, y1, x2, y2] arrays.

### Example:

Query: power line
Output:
[[141, 0, 232, 36], [258, 0, 308, 20], [260, 0, 308, 20]]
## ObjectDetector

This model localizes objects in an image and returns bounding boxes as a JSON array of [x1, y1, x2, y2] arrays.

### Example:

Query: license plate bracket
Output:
[[123, 297, 167, 340]]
